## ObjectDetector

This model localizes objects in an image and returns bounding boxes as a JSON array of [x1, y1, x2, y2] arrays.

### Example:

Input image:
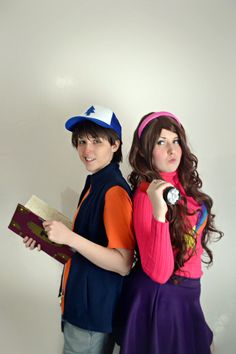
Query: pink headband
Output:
[[138, 111, 181, 138]]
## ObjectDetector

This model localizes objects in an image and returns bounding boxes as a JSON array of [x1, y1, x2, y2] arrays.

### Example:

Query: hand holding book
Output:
[[8, 195, 75, 264], [43, 220, 74, 246]]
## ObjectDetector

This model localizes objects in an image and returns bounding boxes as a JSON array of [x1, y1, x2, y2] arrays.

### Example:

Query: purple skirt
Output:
[[116, 266, 213, 354]]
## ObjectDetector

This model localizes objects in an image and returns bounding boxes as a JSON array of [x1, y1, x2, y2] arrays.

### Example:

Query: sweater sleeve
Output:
[[104, 186, 135, 250], [133, 188, 174, 283]]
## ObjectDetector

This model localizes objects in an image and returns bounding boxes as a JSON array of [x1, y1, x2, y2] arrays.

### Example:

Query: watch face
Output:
[[167, 188, 180, 205]]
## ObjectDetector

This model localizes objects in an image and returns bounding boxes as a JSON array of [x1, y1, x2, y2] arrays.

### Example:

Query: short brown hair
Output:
[[71, 120, 122, 163]]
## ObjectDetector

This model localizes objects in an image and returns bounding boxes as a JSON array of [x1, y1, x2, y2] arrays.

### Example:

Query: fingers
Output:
[[152, 179, 166, 187], [147, 179, 174, 210], [42, 220, 51, 229], [23, 237, 36, 249], [23, 236, 41, 251], [153, 179, 171, 186], [23, 236, 29, 242], [37, 244, 41, 252], [149, 179, 172, 192], [22, 221, 55, 252], [42, 220, 54, 233]]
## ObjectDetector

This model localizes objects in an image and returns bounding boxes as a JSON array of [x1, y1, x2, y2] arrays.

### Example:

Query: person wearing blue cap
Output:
[[24, 105, 135, 354]]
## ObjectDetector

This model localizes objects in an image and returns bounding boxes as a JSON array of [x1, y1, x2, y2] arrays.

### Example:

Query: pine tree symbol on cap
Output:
[[85, 106, 95, 116]]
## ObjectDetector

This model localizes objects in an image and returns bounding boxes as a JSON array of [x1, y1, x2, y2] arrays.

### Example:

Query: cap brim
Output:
[[65, 116, 113, 132]]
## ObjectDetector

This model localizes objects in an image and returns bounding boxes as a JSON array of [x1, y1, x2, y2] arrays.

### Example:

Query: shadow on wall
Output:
[[61, 188, 80, 219]]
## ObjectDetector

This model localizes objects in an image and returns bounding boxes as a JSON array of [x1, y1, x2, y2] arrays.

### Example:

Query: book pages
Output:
[[25, 195, 72, 230]]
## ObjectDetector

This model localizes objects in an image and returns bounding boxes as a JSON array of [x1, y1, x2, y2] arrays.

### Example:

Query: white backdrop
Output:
[[1, 1, 235, 353]]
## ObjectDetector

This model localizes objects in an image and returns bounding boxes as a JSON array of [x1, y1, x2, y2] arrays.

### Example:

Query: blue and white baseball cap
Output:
[[65, 105, 122, 139]]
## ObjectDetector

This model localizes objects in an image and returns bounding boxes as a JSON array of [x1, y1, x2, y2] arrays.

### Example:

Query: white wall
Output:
[[1, 1, 235, 353]]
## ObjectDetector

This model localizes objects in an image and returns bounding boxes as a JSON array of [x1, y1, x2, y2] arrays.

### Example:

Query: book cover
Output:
[[8, 195, 74, 264]]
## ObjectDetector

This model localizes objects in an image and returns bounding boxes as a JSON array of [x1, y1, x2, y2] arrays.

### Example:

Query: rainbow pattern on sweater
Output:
[[185, 204, 208, 250]]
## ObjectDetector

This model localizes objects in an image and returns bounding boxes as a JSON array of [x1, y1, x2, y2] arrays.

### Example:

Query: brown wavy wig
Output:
[[129, 113, 223, 272]]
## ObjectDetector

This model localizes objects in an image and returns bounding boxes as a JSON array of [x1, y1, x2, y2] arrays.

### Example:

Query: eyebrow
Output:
[[158, 135, 178, 140], [78, 135, 102, 140]]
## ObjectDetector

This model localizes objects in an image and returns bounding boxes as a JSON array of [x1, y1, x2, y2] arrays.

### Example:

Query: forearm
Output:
[[140, 218, 174, 283], [67, 231, 133, 276], [134, 191, 174, 283]]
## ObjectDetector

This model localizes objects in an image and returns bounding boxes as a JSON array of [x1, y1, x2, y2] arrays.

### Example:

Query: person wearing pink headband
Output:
[[116, 111, 223, 354]]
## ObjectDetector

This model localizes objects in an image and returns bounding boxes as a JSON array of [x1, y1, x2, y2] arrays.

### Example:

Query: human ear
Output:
[[111, 140, 120, 152]]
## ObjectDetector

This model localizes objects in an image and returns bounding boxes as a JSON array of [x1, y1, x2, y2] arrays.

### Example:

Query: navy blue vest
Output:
[[63, 163, 132, 332]]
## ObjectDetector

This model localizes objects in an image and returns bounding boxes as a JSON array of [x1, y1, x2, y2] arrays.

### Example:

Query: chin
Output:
[[164, 166, 178, 173], [168, 162, 180, 172]]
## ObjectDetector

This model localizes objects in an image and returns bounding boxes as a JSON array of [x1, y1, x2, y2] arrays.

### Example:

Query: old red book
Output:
[[8, 195, 74, 264]]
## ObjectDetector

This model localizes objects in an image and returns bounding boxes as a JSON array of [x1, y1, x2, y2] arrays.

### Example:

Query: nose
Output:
[[167, 143, 175, 155], [83, 142, 93, 155]]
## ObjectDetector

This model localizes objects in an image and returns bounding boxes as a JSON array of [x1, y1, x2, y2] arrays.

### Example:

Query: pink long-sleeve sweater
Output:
[[133, 171, 207, 284]]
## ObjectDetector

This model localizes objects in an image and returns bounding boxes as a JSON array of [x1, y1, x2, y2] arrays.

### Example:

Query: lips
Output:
[[84, 157, 95, 166]]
